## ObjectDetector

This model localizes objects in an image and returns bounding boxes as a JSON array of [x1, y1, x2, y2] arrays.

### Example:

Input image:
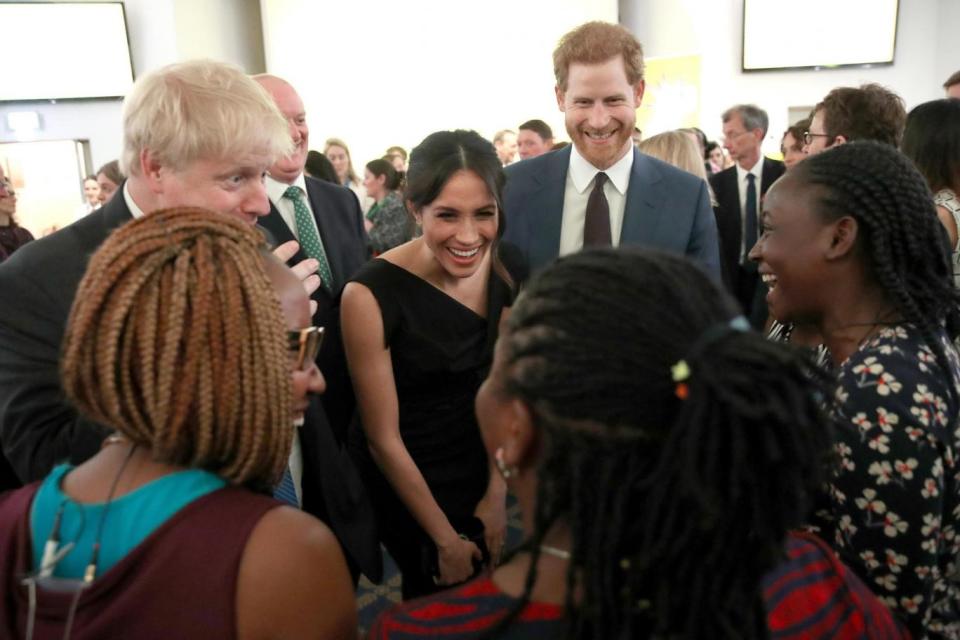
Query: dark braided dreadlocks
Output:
[[796, 140, 960, 383], [487, 248, 834, 639]]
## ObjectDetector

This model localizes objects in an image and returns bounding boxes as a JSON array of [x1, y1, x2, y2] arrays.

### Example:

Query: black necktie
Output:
[[584, 172, 611, 247], [744, 173, 757, 260]]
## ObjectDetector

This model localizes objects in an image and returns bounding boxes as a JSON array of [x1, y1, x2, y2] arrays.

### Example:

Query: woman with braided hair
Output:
[[370, 248, 905, 639], [750, 140, 960, 638], [0, 208, 355, 638]]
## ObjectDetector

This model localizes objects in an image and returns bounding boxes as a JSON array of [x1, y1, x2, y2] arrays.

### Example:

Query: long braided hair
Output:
[[796, 140, 960, 380], [61, 208, 292, 491], [489, 249, 834, 639]]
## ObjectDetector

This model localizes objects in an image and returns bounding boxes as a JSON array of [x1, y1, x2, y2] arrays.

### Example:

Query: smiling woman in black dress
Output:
[[341, 130, 515, 600]]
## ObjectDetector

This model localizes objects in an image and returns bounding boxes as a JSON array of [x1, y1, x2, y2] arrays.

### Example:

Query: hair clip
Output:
[[670, 360, 690, 382], [671, 360, 690, 400]]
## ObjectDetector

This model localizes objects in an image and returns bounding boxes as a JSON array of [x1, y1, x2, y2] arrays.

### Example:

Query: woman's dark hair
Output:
[[96, 159, 123, 186], [490, 248, 833, 639], [405, 129, 511, 286], [304, 150, 339, 184], [901, 98, 960, 194], [365, 158, 403, 191], [705, 140, 720, 154], [782, 118, 810, 151], [796, 140, 960, 379]]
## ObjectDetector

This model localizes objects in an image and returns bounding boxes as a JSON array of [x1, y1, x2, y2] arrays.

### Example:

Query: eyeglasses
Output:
[[803, 131, 831, 146], [288, 326, 324, 371], [722, 130, 750, 143]]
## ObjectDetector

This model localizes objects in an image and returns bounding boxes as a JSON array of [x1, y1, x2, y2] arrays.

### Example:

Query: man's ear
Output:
[[501, 398, 537, 469], [555, 85, 566, 112], [140, 149, 165, 194], [832, 134, 848, 147], [633, 79, 646, 106], [825, 216, 858, 260]]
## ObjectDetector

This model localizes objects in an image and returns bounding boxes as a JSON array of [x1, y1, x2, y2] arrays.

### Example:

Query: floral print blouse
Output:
[[367, 191, 414, 255], [812, 324, 960, 639]]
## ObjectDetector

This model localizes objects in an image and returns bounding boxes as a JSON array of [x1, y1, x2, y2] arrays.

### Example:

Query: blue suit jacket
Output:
[[503, 146, 721, 279]]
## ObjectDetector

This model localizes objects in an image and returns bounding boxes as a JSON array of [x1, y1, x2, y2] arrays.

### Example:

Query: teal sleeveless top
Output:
[[30, 464, 226, 578]]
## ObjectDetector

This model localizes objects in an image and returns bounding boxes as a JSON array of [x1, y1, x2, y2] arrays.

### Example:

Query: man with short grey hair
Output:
[[253, 74, 379, 582], [710, 104, 785, 326]]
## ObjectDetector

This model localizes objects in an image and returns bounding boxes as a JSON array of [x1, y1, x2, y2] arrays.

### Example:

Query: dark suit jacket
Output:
[[0, 193, 132, 488], [300, 396, 381, 582], [709, 157, 785, 322], [502, 146, 721, 280], [258, 175, 370, 444]]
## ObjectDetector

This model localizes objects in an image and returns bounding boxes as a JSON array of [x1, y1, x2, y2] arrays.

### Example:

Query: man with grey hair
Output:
[[253, 74, 379, 583], [710, 104, 784, 326], [0, 60, 307, 489]]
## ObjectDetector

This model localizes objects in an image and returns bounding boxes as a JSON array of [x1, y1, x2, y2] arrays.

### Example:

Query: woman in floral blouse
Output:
[[749, 140, 960, 638]]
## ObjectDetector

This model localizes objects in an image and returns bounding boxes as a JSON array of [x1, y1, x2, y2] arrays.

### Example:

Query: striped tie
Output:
[[283, 186, 334, 291], [274, 466, 299, 507]]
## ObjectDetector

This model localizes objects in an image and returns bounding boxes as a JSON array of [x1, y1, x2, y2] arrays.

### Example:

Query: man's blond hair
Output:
[[120, 60, 292, 176]]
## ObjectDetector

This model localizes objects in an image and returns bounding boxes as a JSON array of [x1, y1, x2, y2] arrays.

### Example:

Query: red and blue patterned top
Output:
[[369, 531, 908, 639]]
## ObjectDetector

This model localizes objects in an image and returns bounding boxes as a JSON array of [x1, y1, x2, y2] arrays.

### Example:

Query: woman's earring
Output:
[[495, 447, 518, 480]]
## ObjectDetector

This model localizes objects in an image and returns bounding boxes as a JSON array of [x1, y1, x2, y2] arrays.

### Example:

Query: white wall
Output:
[[260, 0, 617, 171], [621, 0, 951, 154], [0, 0, 265, 172], [934, 0, 960, 92]]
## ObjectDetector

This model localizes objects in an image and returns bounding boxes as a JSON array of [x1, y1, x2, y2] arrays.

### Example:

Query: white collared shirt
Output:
[[123, 181, 145, 220], [266, 173, 324, 246], [735, 159, 764, 261], [559, 144, 633, 256]]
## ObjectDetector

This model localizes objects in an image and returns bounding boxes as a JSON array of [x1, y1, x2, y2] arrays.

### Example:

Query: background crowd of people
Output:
[[0, 18, 959, 640]]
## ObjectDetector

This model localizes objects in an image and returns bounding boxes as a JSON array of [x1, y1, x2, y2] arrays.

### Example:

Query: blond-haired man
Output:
[[502, 22, 719, 277], [0, 60, 299, 488]]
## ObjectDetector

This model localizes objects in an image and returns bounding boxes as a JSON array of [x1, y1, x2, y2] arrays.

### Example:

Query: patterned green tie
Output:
[[283, 186, 333, 291]]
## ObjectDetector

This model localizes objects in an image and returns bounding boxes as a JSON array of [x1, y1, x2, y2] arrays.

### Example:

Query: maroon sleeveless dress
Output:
[[0, 482, 278, 639]]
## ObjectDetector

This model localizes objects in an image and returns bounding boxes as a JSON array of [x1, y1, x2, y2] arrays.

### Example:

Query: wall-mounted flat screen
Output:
[[1, 2, 134, 102], [742, 0, 898, 72]]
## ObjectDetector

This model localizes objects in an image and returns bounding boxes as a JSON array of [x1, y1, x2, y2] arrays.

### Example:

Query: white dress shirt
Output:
[[265, 174, 319, 506], [265, 173, 325, 247], [123, 181, 145, 220], [735, 159, 764, 262], [559, 144, 633, 256]]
